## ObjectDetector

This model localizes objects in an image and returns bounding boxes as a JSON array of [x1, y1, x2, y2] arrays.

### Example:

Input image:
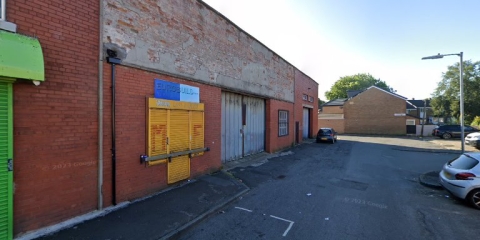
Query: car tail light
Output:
[[455, 172, 476, 180]]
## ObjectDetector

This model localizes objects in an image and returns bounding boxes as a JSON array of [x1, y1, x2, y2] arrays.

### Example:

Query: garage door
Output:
[[0, 82, 13, 239], [243, 96, 265, 156], [221, 92, 265, 162], [303, 108, 310, 139]]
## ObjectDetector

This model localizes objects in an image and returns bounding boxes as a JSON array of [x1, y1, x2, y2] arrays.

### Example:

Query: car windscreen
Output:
[[319, 129, 331, 135], [448, 154, 479, 170]]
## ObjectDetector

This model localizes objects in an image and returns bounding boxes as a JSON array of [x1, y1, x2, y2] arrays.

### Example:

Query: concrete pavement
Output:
[[25, 170, 249, 240]]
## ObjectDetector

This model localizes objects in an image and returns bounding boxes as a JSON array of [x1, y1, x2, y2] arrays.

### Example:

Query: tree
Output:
[[318, 98, 325, 108], [325, 73, 394, 100], [430, 60, 480, 124]]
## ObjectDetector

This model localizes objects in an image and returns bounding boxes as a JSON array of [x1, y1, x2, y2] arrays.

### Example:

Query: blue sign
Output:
[[154, 79, 199, 103]]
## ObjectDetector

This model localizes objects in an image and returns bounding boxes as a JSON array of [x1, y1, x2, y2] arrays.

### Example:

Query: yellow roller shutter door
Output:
[[167, 110, 190, 183], [146, 98, 205, 184], [190, 111, 204, 157], [148, 109, 168, 165]]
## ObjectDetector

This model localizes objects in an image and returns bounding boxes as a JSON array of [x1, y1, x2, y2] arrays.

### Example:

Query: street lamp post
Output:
[[422, 52, 464, 152]]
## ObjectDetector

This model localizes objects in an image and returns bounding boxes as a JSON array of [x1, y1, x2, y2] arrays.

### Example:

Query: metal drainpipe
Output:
[[111, 62, 117, 205], [97, 0, 104, 210], [107, 56, 121, 206]]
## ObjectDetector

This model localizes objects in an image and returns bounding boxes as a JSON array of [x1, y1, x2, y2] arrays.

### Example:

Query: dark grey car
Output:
[[316, 128, 337, 144], [432, 125, 478, 139]]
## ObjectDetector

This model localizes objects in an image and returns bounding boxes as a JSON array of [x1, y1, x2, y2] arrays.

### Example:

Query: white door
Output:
[[303, 108, 309, 139]]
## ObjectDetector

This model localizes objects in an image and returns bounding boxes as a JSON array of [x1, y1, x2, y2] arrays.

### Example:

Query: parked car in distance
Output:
[[316, 128, 337, 144], [432, 125, 479, 139], [465, 132, 480, 149], [439, 152, 480, 209]]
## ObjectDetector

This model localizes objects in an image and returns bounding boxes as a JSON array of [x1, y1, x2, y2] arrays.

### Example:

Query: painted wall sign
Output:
[[154, 79, 200, 103]]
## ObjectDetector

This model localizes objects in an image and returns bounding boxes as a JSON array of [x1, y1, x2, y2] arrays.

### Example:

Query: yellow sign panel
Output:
[[148, 98, 204, 111]]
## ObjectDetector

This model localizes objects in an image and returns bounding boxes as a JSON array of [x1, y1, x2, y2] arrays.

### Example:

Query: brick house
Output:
[[1, 0, 318, 237], [317, 99, 346, 133], [318, 86, 407, 135]]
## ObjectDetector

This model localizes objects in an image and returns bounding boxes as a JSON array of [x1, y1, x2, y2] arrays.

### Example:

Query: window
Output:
[[278, 110, 289, 136], [448, 154, 479, 170], [302, 94, 308, 101]]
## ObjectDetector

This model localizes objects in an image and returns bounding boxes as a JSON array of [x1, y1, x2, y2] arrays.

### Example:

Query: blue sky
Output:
[[202, 0, 480, 100]]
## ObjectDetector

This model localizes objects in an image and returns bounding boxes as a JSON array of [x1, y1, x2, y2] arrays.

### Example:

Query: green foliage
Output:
[[325, 73, 394, 100], [430, 60, 480, 124], [318, 98, 325, 108], [471, 116, 480, 127]]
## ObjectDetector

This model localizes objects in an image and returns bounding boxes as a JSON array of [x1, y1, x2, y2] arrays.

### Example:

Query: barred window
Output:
[[279, 110, 289, 136]]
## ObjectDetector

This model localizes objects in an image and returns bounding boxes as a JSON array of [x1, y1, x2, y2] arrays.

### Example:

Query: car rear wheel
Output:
[[467, 189, 480, 210], [442, 133, 452, 139]]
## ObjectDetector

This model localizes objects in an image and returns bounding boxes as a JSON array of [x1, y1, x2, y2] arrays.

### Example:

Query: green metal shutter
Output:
[[0, 82, 13, 239]]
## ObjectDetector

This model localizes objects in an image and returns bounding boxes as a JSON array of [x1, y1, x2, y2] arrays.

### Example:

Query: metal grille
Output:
[[279, 110, 288, 136]]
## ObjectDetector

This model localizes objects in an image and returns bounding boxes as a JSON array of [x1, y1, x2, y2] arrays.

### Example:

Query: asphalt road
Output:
[[177, 136, 480, 240]]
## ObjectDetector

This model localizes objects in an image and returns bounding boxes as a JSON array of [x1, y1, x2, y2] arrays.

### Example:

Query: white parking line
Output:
[[234, 207, 253, 212], [234, 207, 295, 237], [270, 215, 295, 237]]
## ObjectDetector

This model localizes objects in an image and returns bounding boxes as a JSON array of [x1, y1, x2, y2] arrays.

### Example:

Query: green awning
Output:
[[0, 30, 45, 81]]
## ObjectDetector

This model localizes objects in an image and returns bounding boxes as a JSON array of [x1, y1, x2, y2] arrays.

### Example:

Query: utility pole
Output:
[[420, 99, 427, 137]]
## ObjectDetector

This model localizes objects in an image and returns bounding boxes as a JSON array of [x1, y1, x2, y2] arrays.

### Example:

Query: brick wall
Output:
[[344, 87, 406, 135], [294, 69, 319, 141], [103, 0, 295, 102], [101, 64, 222, 204], [8, 0, 100, 235], [318, 119, 345, 134], [265, 100, 294, 153], [321, 106, 344, 114]]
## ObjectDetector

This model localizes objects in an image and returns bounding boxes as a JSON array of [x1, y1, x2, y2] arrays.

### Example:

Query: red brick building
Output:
[[318, 86, 406, 135], [2, 0, 318, 237]]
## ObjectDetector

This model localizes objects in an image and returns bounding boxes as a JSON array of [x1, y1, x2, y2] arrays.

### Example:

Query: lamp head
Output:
[[422, 54, 444, 60]]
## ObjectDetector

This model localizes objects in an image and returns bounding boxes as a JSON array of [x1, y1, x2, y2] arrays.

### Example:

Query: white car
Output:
[[439, 152, 480, 209], [465, 132, 480, 149]]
